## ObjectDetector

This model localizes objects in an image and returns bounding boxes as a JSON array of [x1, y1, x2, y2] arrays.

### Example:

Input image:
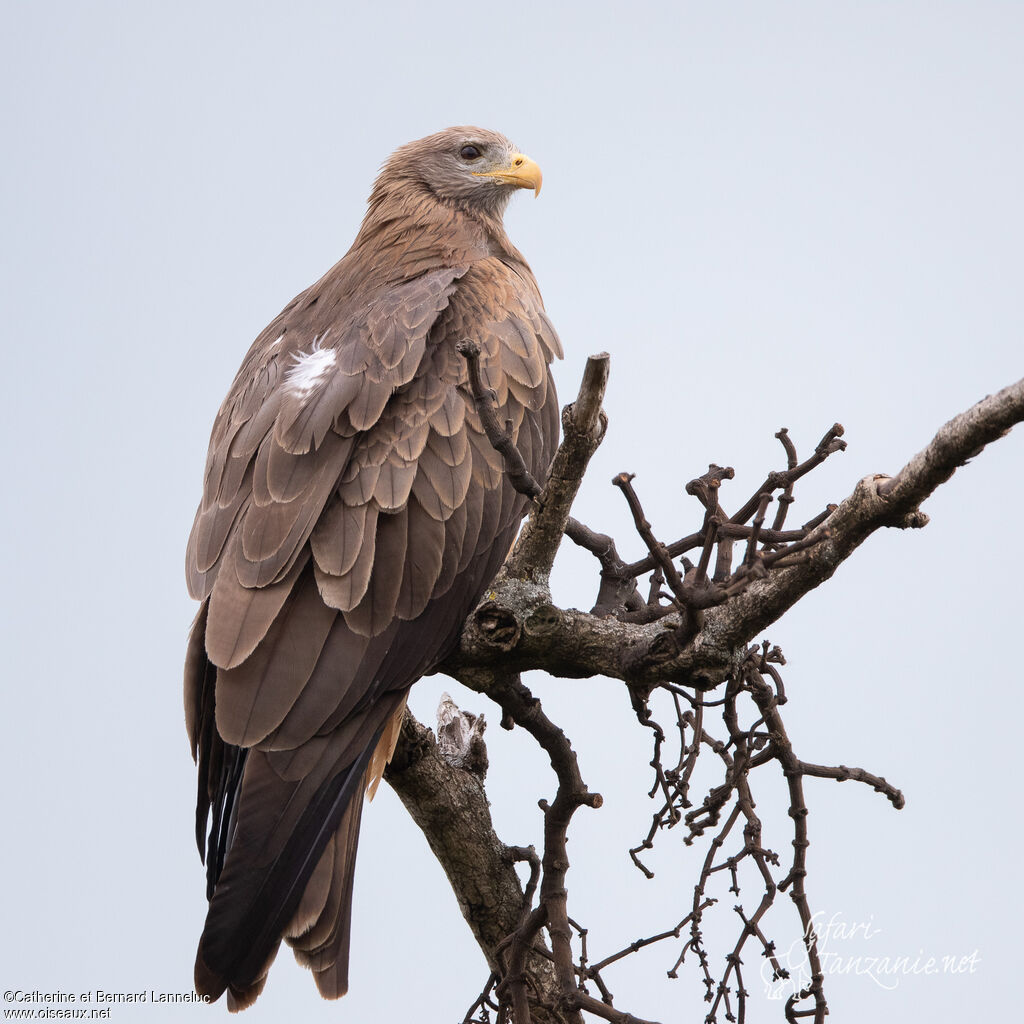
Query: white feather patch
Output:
[[285, 338, 336, 396]]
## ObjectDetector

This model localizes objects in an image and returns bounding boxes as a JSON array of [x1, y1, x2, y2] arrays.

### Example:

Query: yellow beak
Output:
[[472, 153, 543, 196]]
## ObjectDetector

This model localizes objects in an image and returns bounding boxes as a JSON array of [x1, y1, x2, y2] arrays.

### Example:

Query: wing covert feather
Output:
[[206, 545, 308, 670], [310, 500, 372, 577], [313, 503, 378, 613], [215, 565, 338, 747], [343, 506, 409, 637]]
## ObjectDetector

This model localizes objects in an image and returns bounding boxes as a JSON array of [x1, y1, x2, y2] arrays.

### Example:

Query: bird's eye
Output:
[[459, 145, 482, 161]]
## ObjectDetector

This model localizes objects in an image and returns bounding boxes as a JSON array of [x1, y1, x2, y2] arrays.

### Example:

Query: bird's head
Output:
[[373, 126, 542, 217]]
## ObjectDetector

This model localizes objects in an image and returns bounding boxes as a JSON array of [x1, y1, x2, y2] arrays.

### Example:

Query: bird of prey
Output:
[[183, 127, 561, 1008]]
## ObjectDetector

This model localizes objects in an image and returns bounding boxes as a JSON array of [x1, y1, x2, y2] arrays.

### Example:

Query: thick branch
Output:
[[455, 669, 603, 1023], [442, 378, 1024, 688], [877, 377, 1024, 502], [703, 377, 1024, 650], [384, 708, 569, 1023]]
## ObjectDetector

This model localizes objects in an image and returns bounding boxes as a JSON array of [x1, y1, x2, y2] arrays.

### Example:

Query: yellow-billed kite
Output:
[[184, 127, 560, 1007]]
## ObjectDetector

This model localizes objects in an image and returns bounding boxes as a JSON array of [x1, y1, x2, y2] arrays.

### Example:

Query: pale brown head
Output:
[[371, 126, 542, 217]]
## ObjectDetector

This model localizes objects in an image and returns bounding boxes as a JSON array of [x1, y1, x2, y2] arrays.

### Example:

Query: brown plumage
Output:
[[184, 127, 561, 1008]]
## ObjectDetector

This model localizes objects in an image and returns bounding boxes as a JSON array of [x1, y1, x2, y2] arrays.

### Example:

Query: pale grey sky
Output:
[[2, 2, 1022, 1021]]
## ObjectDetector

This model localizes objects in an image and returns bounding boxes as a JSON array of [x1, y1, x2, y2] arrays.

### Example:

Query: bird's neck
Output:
[[353, 185, 517, 277]]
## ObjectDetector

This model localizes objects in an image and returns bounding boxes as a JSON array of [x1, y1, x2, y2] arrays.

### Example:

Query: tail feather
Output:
[[193, 730, 382, 1006], [284, 834, 336, 942], [286, 783, 366, 998]]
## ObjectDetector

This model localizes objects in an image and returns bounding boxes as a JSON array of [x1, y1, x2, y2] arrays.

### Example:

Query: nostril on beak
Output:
[[513, 157, 523, 167]]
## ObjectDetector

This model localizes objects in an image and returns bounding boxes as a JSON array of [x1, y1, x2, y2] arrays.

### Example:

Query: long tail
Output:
[[194, 738, 379, 1009], [186, 610, 389, 1009]]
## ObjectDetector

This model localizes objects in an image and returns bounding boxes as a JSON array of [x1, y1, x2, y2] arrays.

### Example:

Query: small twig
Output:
[[744, 493, 773, 566], [585, 901, 716, 975], [796, 761, 905, 809], [613, 473, 688, 602], [458, 339, 544, 499]]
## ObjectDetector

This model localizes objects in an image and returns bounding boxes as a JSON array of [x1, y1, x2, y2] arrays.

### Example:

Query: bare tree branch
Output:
[[444, 376, 1024, 688], [385, 706, 575, 1024], [388, 369, 1024, 1024], [505, 353, 610, 582]]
